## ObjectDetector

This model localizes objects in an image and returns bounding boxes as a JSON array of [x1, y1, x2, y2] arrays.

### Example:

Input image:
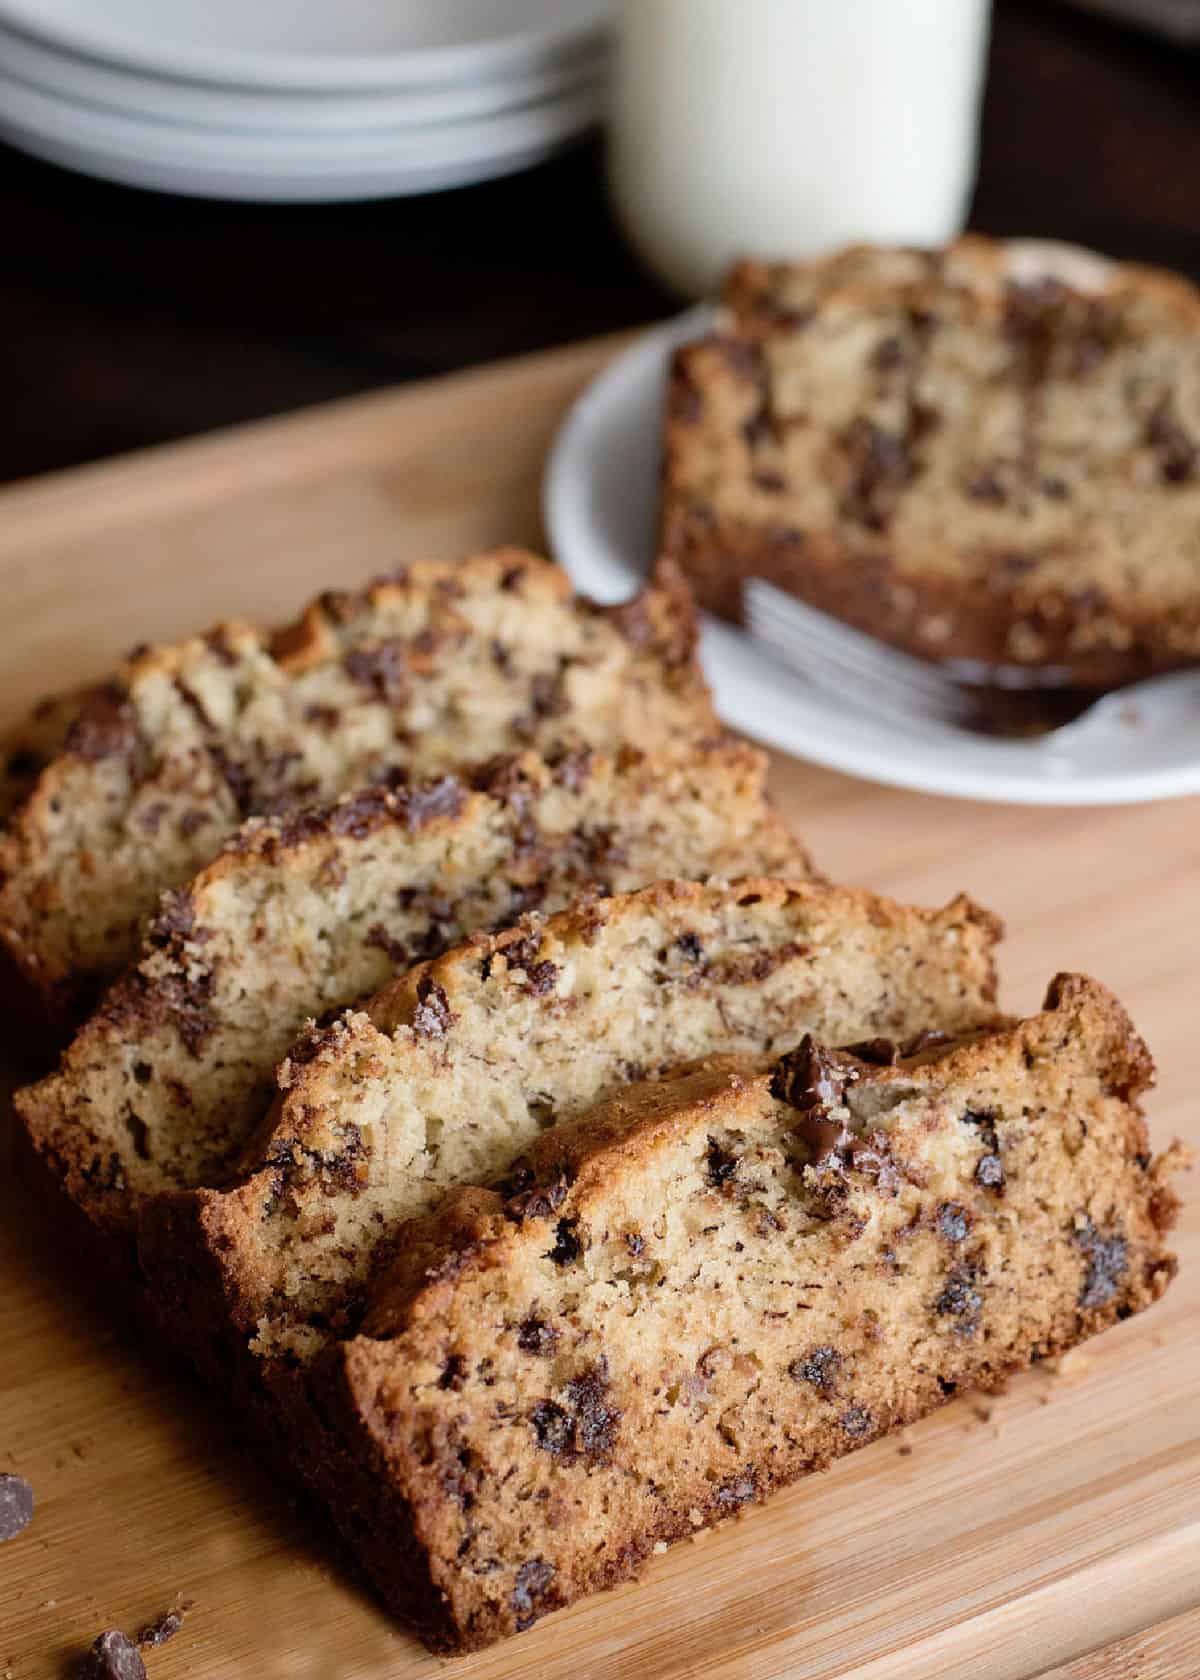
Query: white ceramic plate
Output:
[[0, 67, 604, 199], [0, 23, 608, 132], [0, 0, 610, 91], [543, 248, 1200, 806]]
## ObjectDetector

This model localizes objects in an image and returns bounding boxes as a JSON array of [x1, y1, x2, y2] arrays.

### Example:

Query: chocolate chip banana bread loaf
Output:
[[662, 236, 1200, 685], [17, 744, 809, 1251], [304, 974, 1182, 1649], [139, 879, 1002, 1404], [0, 550, 713, 1023]]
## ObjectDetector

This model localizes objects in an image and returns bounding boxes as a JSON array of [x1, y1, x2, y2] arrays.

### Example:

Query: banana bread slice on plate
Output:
[[0, 549, 713, 1025], [662, 236, 1200, 686], [138, 879, 1002, 1404], [303, 974, 1183, 1650], [17, 742, 805, 1254]]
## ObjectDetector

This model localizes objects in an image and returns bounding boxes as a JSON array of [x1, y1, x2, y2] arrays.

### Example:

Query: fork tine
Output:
[[749, 581, 964, 706], [744, 578, 973, 727]]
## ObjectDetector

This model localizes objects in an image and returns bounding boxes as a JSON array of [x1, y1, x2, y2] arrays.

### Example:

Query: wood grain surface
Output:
[[0, 338, 1197, 1680]]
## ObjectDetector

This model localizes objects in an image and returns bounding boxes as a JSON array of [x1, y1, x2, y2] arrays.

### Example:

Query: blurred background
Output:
[[1, 0, 1197, 486]]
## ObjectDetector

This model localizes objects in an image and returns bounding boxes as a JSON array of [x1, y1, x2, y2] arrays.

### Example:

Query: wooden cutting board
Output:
[[0, 337, 1197, 1680]]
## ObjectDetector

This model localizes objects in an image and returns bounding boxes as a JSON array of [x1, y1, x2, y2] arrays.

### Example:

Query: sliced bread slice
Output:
[[138, 879, 1002, 1394], [303, 974, 1182, 1649], [0, 550, 712, 1022], [17, 742, 806, 1250], [662, 236, 1200, 685]]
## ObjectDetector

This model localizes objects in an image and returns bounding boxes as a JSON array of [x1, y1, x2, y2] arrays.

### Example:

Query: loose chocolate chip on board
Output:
[[79, 1632, 148, 1680], [0, 1472, 33, 1540], [136, 1605, 190, 1649]]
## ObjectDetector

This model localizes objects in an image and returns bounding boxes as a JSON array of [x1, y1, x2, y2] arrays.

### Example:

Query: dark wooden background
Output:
[[1, 0, 1197, 486]]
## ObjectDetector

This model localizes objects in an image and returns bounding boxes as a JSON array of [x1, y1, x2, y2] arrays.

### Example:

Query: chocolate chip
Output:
[[511, 1558, 555, 1629], [79, 1632, 147, 1680], [364, 923, 410, 967], [937, 1203, 970, 1243], [902, 1029, 955, 1057], [412, 975, 452, 1038], [0, 1473, 33, 1541], [871, 335, 907, 372], [934, 1265, 983, 1335], [566, 1361, 620, 1460], [344, 639, 408, 702], [530, 1401, 571, 1454], [546, 1217, 582, 1266], [839, 417, 916, 531], [788, 1345, 840, 1396], [529, 669, 567, 720], [842, 1037, 898, 1066], [136, 1606, 188, 1649], [506, 1172, 571, 1223], [1075, 1218, 1128, 1309], [975, 1153, 1005, 1191], [330, 785, 392, 840], [715, 1471, 757, 1507], [521, 960, 559, 996], [517, 1315, 560, 1355], [1146, 404, 1197, 485], [705, 1136, 740, 1189], [965, 470, 1008, 505], [963, 1107, 1000, 1151], [840, 1405, 874, 1438], [438, 1354, 467, 1391], [676, 932, 703, 963], [65, 684, 137, 762], [404, 777, 466, 829], [772, 1036, 858, 1163]]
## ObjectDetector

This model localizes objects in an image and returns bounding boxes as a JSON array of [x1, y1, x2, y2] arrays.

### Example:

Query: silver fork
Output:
[[744, 577, 1200, 744]]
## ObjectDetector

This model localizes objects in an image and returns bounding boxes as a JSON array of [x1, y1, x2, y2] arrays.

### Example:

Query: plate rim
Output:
[[0, 63, 604, 167], [0, 0, 611, 93], [0, 19, 609, 132]]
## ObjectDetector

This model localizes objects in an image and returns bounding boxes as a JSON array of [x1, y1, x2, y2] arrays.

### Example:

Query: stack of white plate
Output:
[[0, 0, 612, 201]]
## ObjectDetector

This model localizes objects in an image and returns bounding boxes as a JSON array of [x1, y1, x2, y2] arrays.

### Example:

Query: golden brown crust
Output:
[[297, 974, 1180, 1651], [664, 237, 1200, 687]]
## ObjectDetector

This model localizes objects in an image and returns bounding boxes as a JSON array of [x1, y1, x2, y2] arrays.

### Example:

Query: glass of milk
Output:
[[608, 0, 992, 299]]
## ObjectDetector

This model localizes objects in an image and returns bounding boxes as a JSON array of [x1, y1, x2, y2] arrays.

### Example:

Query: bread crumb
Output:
[[688, 1508, 703, 1527], [1044, 1349, 1092, 1382], [652, 1541, 668, 1555]]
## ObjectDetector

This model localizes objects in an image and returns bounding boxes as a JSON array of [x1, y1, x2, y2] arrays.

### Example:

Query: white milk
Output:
[[608, 0, 992, 298]]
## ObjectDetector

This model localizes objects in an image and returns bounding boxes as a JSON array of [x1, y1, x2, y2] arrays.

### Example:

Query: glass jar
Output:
[[608, 0, 992, 298]]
